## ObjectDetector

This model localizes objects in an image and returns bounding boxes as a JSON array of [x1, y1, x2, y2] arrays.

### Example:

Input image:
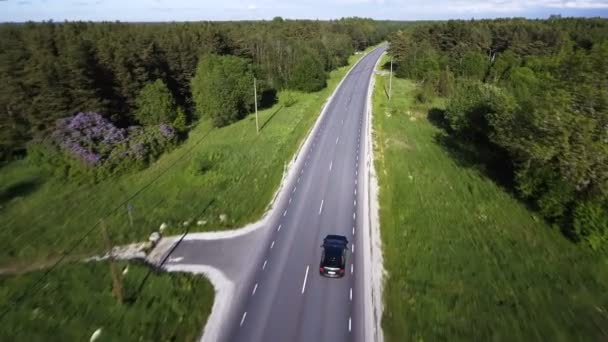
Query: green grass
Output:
[[373, 55, 608, 341], [0, 261, 214, 341], [0, 46, 377, 266]]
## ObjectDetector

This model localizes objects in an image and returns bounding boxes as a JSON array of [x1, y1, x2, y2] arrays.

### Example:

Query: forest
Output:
[[389, 18, 608, 250], [0, 18, 400, 179]]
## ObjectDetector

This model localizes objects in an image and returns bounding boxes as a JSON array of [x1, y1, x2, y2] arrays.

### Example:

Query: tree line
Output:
[[0, 18, 404, 165], [389, 18, 608, 250]]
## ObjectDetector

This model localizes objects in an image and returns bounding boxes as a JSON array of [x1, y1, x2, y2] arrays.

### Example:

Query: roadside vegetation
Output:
[[374, 20, 608, 340], [389, 18, 608, 249], [0, 44, 378, 265], [0, 26, 384, 337], [0, 261, 214, 341]]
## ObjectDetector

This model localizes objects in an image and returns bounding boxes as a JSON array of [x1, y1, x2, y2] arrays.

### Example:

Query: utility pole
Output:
[[100, 219, 123, 303], [254, 77, 259, 134], [127, 203, 133, 227], [389, 57, 393, 101]]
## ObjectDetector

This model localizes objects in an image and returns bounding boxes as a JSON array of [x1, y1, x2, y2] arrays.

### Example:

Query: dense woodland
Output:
[[389, 18, 608, 249], [0, 18, 401, 177]]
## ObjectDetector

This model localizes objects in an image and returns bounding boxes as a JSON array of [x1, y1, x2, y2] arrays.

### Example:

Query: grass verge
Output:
[[0, 261, 214, 341], [373, 55, 608, 341], [0, 45, 378, 266]]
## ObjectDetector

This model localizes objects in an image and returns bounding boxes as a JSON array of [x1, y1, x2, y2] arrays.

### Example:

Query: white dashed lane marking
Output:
[[263, 260, 267, 270], [319, 200, 324, 215], [240, 312, 247, 327], [252, 283, 258, 296], [301, 265, 310, 294], [271, 241, 275, 249], [277, 224, 282, 232]]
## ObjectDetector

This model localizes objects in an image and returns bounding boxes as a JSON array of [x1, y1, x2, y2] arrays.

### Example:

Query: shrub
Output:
[[135, 80, 177, 126], [278, 91, 298, 107], [172, 107, 188, 133], [573, 200, 608, 251], [414, 81, 435, 104], [445, 80, 515, 140], [29, 112, 178, 182], [191, 54, 254, 127], [287, 51, 327, 92]]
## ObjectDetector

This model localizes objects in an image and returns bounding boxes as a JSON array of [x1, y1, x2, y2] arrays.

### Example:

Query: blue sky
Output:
[[1, 0, 607, 22]]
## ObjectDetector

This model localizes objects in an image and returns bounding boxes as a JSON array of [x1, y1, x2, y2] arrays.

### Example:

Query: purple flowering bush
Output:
[[29, 112, 178, 181]]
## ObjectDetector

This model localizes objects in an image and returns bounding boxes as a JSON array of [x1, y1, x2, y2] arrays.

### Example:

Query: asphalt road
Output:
[[220, 46, 386, 342]]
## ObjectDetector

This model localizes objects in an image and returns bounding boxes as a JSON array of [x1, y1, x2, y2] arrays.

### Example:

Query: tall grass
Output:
[[373, 55, 608, 341], [0, 262, 214, 341]]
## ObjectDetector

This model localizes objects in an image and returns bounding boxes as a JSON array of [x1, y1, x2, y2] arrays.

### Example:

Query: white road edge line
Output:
[[240, 312, 247, 327], [319, 200, 324, 215], [252, 283, 258, 296], [302, 265, 310, 294]]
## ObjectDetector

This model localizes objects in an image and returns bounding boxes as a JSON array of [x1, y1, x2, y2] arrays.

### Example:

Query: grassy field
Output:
[[0, 261, 214, 341], [0, 46, 377, 266], [373, 55, 608, 341]]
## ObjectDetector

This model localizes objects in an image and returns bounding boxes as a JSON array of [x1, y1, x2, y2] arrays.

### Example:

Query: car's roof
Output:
[[324, 245, 343, 256], [322, 245, 344, 267]]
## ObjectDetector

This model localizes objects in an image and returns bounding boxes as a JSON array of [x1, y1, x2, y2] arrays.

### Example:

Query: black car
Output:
[[319, 234, 348, 278]]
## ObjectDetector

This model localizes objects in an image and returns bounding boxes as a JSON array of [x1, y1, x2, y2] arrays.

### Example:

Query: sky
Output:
[[1, 0, 608, 22]]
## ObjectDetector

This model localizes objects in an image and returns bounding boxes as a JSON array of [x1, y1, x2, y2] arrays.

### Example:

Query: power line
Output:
[[0, 127, 215, 319], [0, 106, 282, 320]]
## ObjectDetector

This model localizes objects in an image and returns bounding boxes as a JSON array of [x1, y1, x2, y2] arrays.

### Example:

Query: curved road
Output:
[[226, 46, 386, 342]]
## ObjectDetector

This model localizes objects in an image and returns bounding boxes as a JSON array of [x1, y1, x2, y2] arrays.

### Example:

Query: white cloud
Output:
[[1, 0, 607, 21]]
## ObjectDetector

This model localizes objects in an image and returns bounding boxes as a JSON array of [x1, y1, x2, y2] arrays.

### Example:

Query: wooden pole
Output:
[[254, 77, 259, 134], [389, 57, 393, 101], [100, 219, 123, 303]]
